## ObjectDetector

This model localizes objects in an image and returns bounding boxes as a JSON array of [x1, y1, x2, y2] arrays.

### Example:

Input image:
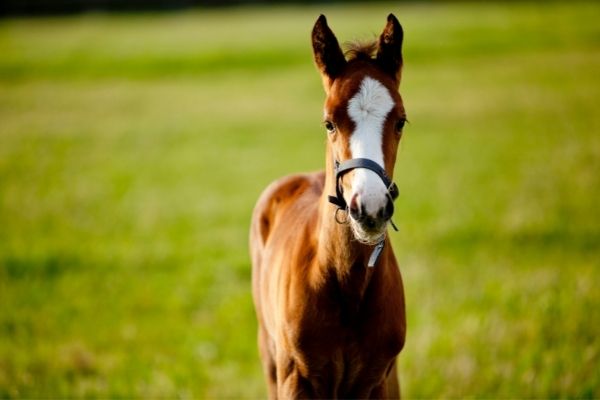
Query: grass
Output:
[[1, 1, 599, 398]]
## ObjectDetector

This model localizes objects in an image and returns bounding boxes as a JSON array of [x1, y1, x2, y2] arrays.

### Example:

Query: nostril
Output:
[[383, 198, 394, 221], [349, 193, 361, 219]]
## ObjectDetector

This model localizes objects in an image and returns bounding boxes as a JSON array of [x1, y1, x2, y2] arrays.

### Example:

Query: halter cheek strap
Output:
[[327, 157, 400, 267]]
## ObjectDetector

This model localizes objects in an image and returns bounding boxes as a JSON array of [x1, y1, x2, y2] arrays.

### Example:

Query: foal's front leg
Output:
[[369, 360, 401, 399], [277, 356, 315, 399], [258, 327, 278, 399], [385, 361, 401, 399]]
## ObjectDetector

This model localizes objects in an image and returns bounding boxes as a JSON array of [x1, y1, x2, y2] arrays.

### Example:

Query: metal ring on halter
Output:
[[334, 207, 349, 225]]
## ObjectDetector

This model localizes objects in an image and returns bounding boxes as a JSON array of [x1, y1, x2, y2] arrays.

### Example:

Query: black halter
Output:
[[327, 158, 400, 267], [328, 158, 399, 211]]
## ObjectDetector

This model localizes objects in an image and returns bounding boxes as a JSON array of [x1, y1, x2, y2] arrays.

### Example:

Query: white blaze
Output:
[[347, 76, 394, 217]]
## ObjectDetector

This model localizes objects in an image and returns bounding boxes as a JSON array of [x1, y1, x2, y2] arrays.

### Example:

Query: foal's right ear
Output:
[[312, 15, 346, 92]]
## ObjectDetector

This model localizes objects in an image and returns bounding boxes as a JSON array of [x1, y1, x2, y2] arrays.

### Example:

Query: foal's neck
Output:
[[317, 163, 378, 295]]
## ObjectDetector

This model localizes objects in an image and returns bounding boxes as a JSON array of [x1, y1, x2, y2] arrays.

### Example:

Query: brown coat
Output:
[[250, 14, 407, 399]]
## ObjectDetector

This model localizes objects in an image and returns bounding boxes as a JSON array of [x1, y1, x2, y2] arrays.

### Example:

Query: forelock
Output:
[[344, 40, 377, 61]]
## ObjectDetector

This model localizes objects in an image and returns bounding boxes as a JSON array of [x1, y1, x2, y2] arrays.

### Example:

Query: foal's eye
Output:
[[395, 118, 407, 133], [324, 120, 336, 134]]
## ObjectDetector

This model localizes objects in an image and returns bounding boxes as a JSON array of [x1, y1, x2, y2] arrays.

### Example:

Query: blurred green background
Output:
[[1, 1, 599, 398]]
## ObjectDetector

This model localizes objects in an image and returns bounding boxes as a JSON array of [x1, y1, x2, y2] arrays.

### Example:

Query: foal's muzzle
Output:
[[328, 157, 399, 240], [348, 192, 394, 232]]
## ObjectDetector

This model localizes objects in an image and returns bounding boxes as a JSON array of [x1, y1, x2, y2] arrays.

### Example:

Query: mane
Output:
[[344, 39, 378, 61]]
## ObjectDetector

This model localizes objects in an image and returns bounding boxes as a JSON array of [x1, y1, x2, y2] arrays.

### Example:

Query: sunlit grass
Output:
[[0, 2, 599, 398]]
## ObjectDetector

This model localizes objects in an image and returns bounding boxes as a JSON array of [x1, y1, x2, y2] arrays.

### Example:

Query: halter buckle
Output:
[[388, 182, 399, 200]]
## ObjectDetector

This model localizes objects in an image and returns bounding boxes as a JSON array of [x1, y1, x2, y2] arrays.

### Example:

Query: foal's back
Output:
[[250, 171, 324, 261]]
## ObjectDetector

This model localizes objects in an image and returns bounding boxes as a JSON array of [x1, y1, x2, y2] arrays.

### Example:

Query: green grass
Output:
[[1, 1, 599, 398]]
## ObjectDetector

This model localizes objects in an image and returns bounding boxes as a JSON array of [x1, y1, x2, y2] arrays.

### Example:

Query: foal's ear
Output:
[[376, 14, 404, 84], [312, 15, 346, 91]]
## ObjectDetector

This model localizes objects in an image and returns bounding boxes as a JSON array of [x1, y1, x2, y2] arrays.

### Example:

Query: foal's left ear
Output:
[[376, 14, 404, 84]]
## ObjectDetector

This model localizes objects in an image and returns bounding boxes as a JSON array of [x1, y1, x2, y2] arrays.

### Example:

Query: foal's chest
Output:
[[290, 326, 399, 397], [286, 291, 403, 396]]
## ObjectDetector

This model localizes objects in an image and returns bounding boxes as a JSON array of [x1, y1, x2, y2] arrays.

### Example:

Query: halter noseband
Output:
[[328, 158, 399, 211], [327, 157, 399, 267]]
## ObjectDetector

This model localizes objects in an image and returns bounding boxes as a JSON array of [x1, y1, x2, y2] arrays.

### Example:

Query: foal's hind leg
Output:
[[258, 326, 277, 399]]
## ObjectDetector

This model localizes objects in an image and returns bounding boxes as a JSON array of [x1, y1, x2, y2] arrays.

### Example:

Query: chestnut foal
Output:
[[250, 14, 407, 399]]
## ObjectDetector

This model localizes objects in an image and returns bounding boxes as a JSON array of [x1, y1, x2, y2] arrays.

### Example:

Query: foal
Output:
[[250, 14, 407, 399]]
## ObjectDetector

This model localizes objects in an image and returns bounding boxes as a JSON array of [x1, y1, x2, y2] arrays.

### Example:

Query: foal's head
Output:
[[312, 14, 407, 244]]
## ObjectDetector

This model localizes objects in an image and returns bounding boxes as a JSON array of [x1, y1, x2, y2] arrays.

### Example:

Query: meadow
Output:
[[0, 1, 599, 397]]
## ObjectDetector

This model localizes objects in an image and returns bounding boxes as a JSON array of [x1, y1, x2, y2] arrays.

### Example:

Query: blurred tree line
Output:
[[1, 0, 385, 16], [1, 0, 539, 17]]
